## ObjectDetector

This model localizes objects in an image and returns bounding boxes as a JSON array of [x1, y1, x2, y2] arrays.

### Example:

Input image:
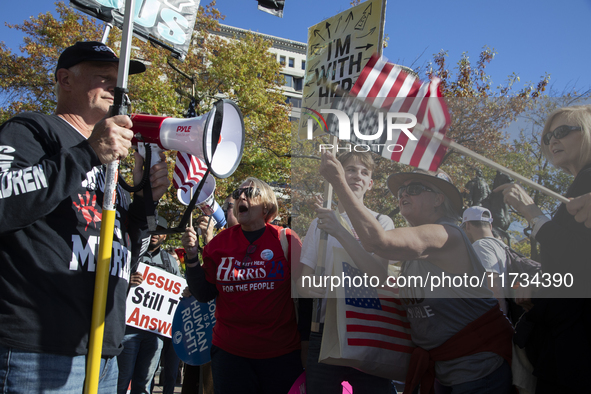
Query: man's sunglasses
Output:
[[232, 187, 260, 200], [397, 183, 437, 199], [543, 125, 581, 145]]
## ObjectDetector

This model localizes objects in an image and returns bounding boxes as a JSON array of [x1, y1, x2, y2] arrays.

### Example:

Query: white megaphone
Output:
[[177, 173, 226, 229], [130, 99, 244, 179]]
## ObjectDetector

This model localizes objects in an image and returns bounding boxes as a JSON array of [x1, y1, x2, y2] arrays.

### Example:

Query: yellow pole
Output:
[[83, 0, 135, 391], [84, 208, 116, 393]]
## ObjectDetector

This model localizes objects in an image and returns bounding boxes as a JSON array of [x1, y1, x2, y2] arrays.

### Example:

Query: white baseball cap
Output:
[[462, 206, 493, 225]]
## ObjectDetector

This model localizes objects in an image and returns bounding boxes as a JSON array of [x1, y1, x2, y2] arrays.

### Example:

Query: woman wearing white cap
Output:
[[316, 151, 513, 394]]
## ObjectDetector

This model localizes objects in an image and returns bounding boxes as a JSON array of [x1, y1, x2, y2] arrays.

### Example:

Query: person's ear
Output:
[[434, 193, 445, 208], [55, 68, 74, 92]]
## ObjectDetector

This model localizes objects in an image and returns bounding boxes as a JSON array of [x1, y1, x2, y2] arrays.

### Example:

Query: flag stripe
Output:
[[347, 338, 415, 353], [350, 53, 380, 97], [380, 304, 407, 317], [346, 311, 411, 329], [347, 324, 412, 340]]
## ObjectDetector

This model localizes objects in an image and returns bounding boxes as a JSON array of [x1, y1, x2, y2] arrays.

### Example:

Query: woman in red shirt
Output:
[[183, 177, 304, 394]]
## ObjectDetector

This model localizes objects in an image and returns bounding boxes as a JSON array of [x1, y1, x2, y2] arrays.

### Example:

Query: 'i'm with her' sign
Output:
[[70, 0, 200, 60]]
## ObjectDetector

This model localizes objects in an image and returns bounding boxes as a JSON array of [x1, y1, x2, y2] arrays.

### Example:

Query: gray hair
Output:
[[54, 64, 82, 100]]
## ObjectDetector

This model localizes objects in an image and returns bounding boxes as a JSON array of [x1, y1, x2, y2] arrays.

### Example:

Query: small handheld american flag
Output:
[[172, 151, 207, 206], [327, 53, 451, 171]]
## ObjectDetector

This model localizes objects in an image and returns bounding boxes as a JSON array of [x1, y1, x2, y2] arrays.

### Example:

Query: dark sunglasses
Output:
[[232, 187, 260, 200], [243, 244, 257, 263], [398, 183, 437, 199], [543, 125, 581, 145]]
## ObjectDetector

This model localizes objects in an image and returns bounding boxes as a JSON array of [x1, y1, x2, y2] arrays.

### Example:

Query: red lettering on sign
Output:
[[146, 272, 157, 285]]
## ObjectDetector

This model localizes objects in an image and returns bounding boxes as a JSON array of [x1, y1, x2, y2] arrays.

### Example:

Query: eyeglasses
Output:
[[232, 187, 260, 200], [397, 183, 437, 199], [243, 244, 257, 263], [543, 125, 582, 145]]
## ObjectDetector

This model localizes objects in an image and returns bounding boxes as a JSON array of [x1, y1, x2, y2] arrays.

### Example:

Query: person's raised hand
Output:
[[567, 193, 591, 228], [319, 151, 346, 187], [133, 151, 170, 201], [88, 115, 133, 163], [129, 272, 143, 287], [182, 226, 199, 261]]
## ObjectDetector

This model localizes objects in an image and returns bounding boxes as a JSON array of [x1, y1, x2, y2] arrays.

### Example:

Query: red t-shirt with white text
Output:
[[202, 224, 302, 358]]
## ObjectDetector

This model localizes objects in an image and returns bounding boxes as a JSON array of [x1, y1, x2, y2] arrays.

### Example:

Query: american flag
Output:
[[172, 152, 207, 205], [342, 262, 414, 355], [329, 53, 451, 171]]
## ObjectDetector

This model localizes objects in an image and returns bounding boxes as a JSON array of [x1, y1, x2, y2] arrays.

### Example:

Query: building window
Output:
[[301, 60, 306, 70], [294, 78, 303, 92], [279, 56, 286, 66], [288, 57, 295, 68], [283, 74, 294, 88], [286, 97, 302, 108]]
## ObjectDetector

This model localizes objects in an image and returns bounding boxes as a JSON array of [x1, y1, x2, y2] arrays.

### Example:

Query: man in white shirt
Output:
[[298, 151, 395, 394]]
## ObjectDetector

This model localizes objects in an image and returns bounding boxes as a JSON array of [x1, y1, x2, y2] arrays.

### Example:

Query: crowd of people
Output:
[[0, 40, 590, 394]]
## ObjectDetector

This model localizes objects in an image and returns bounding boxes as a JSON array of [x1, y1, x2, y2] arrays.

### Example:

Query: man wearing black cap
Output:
[[0, 41, 170, 392]]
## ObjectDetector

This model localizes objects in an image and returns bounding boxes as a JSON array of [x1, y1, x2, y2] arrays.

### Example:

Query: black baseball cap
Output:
[[54, 41, 146, 80]]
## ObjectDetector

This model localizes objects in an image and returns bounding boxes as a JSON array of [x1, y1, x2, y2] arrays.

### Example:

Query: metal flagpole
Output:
[[416, 125, 570, 204], [84, 0, 136, 392]]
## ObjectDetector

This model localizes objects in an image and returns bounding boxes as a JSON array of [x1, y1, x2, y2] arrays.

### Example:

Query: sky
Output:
[[2, 0, 591, 95]]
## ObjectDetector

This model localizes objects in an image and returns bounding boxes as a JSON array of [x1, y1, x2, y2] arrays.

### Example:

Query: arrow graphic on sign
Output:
[[310, 44, 322, 55], [313, 29, 326, 41], [344, 11, 354, 31], [334, 15, 343, 33], [357, 27, 376, 39], [355, 43, 374, 50], [355, 3, 372, 31]]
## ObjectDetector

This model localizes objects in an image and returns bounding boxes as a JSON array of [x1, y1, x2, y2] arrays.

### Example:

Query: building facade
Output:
[[214, 24, 306, 121]]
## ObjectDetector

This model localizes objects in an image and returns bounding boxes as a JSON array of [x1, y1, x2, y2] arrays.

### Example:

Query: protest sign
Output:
[[125, 262, 186, 337], [70, 0, 200, 60], [299, 0, 386, 139], [171, 296, 216, 365]]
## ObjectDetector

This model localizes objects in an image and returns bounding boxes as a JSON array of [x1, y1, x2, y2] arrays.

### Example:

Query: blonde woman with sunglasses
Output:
[[495, 105, 591, 393]]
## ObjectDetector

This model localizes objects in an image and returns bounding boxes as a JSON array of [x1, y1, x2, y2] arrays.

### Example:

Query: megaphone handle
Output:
[[138, 143, 163, 167], [136, 143, 156, 231]]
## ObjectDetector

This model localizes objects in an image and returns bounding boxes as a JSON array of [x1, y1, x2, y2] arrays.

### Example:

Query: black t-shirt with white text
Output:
[[0, 112, 149, 357]]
